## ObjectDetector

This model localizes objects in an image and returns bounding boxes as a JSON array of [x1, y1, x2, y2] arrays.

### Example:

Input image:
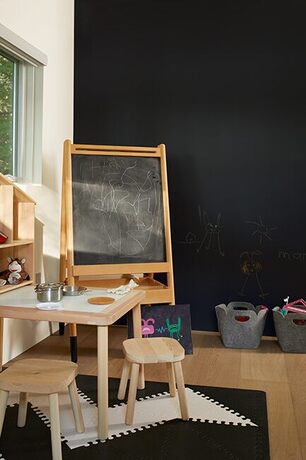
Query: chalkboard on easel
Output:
[[71, 154, 166, 265], [60, 140, 175, 305]]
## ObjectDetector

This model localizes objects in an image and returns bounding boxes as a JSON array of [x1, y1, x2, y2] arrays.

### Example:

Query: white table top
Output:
[[0, 285, 122, 312], [0, 285, 145, 326]]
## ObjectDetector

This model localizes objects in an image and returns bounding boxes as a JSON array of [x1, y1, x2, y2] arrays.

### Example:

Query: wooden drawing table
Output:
[[0, 285, 145, 440]]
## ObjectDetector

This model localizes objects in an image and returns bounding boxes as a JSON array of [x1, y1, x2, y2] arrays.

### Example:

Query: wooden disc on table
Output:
[[87, 296, 115, 305]]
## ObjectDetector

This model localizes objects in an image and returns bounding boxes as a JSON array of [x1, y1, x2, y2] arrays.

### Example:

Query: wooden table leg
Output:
[[97, 326, 108, 440], [132, 303, 145, 389], [69, 323, 77, 363]]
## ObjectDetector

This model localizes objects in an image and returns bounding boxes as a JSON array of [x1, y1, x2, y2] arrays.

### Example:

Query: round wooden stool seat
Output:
[[122, 337, 185, 364], [0, 359, 78, 394]]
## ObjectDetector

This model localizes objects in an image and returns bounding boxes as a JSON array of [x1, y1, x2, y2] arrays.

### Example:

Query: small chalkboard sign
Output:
[[128, 304, 193, 354]]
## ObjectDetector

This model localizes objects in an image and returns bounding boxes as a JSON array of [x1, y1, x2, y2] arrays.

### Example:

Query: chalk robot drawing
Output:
[[179, 206, 224, 256], [141, 317, 183, 341]]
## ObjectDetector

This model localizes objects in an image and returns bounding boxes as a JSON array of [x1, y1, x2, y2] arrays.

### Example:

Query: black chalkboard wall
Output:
[[72, 154, 165, 264], [74, 0, 306, 335]]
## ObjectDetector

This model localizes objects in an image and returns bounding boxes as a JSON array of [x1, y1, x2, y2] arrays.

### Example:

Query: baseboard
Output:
[[110, 324, 277, 340]]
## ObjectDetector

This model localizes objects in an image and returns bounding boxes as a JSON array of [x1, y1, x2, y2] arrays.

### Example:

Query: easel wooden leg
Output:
[[69, 323, 77, 363], [132, 303, 145, 389], [59, 323, 65, 336], [97, 326, 109, 440]]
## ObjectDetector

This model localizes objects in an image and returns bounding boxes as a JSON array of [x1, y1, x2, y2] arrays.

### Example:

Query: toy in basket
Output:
[[215, 301, 268, 349], [273, 297, 306, 352]]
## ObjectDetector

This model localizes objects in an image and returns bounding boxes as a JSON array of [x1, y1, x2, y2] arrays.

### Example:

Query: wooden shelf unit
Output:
[[0, 174, 35, 294]]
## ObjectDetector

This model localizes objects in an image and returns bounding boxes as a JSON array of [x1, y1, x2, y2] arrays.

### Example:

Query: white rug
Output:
[[7, 386, 257, 450]]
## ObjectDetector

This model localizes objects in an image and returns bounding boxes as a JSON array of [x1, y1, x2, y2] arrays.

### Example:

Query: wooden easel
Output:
[[60, 140, 175, 361]]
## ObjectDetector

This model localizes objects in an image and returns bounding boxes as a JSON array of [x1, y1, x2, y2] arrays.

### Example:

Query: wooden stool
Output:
[[0, 359, 85, 460], [118, 337, 189, 425]]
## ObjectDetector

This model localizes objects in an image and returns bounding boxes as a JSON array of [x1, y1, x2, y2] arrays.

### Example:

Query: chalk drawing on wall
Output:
[[238, 250, 269, 299], [278, 250, 306, 262], [178, 206, 225, 256], [246, 216, 277, 245]]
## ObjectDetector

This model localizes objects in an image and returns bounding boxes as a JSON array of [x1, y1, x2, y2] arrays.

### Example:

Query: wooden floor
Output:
[[8, 325, 306, 460]]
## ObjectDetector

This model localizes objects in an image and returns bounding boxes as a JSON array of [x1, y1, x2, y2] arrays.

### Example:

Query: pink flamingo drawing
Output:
[[142, 318, 155, 337]]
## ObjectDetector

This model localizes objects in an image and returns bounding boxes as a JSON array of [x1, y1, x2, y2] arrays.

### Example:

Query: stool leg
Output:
[[17, 392, 28, 427], [173, 362, 189, 421], [48, 393, 62, 460], [0, 390, 9, 436], [118, 358, 130, 400], [68, 380, 85, 433], [125, 363, 139, 426], [138, 364, 145, 390], [167, 363, 176, 397]]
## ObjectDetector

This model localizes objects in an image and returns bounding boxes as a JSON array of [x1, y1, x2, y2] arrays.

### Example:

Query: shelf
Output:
[[74, 276, 172, 304], [0, 280, 33, 294], [0, 174, 36, 296], [0, 240, 34, 249]]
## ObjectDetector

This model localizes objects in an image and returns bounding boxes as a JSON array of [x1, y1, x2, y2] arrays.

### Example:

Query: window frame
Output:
[[0, 22, 47, 184]]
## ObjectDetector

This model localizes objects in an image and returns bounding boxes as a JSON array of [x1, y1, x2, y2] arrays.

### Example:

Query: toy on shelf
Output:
[[0, 257, 30, 285], [0, 232, 8, 244]]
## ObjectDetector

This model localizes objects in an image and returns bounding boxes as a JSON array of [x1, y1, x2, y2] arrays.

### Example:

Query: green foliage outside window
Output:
[[0, 53, 14, 175]]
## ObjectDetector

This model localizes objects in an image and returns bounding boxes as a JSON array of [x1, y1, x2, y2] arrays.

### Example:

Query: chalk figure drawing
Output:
[[238, 250, 268, 299], [179, 206, 224, 256], [72, 155, 165, 263], [246, 216, 277, 245], [141, 318, 155, 338], [166, 317, 182, 340], [141, 317, 183, 341]]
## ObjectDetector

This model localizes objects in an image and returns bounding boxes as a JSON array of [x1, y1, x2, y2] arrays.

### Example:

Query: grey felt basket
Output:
[[215, 301, 268, 349], [273, 307, 306, 353]]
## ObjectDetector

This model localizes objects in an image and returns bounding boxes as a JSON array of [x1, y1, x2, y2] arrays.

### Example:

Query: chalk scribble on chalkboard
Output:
[[238, 250, 268, 299], [246, 216, 277, 245], [278, 250, 306, 262], [72, 155, 165, 264], [177, 206, 224, 256]]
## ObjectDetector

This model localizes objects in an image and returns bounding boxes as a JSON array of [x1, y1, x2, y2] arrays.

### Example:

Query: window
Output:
[[0, 23, 47, 183], [0, 52, 17, 176]]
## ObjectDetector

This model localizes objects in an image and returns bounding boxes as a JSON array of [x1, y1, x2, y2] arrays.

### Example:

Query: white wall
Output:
[[0, 0, 74, 363]]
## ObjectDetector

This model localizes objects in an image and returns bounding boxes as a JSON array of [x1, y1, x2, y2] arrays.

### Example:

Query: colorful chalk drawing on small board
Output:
[[128, 304, 193, 354]]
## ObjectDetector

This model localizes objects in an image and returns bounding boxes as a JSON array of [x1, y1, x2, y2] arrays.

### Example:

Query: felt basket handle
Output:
[[292, 318, 306, 326], [234, 315, 250, 322]]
